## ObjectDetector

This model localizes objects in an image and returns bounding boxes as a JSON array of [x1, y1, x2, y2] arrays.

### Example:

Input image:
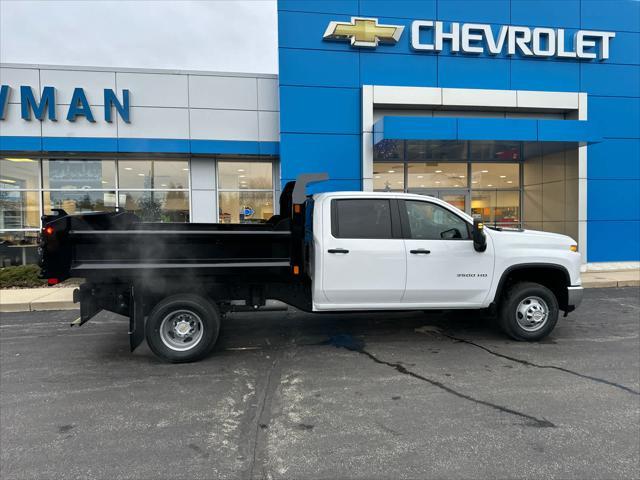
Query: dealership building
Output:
[[1, 0, 638, 269]]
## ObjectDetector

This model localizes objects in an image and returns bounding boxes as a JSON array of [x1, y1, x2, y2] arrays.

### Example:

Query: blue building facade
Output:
[[277, 0, 639, 264]]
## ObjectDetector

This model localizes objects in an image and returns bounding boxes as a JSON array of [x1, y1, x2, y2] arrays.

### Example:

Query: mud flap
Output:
[[129, 284, 145, 352], [73, 284, 101, 326]]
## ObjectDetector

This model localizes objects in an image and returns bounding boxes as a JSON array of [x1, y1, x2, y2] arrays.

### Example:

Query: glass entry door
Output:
[[409, 189, 469, 213]]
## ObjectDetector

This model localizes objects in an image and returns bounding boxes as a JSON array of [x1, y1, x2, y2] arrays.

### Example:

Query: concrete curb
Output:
[[0, 287, 77, 313], [0, 302, 78, 313], [0, 303, 78, 312], [583, 280, 637, 288], [581, 270, 640, 289], [1, 275, 639, 313]]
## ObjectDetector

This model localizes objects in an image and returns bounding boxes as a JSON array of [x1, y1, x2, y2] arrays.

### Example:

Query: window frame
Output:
[[330, 198, 402, 240], [398, 199, 472, 241]]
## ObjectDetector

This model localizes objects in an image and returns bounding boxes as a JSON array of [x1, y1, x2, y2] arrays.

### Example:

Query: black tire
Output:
[[145, 294, 220, 363], [498, 282, 559, 341]]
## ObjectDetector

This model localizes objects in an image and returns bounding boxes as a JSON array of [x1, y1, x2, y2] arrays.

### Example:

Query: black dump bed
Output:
[[39, 209, 293, 282], [39, 175, 326, 284], [38, 175, 329, 284]]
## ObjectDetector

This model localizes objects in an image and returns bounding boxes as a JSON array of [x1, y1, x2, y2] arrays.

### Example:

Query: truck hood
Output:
[[487, 227, 576, 247], [486, 227, 582, 286]]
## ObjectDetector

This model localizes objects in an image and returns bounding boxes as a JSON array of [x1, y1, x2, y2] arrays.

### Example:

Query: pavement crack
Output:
[[246, 353, 282, 480], [351, 346, 555, 428], [602, 298, 640, 311], [375, 421, 402, 437], [438, 332, 640, 396]]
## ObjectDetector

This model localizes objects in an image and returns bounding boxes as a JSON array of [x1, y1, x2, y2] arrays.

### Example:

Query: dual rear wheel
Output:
[[145, 294, 220, 363]]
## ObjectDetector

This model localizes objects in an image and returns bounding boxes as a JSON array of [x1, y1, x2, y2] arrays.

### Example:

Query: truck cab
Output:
[[311, 192, 582, 314]]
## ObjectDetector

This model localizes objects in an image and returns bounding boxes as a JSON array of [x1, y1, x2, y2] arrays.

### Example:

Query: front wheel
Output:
[[145, 294, 220, 363], [498, 282, 559, 341]]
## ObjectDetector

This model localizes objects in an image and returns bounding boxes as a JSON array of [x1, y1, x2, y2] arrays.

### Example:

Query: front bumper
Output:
[[567, 285, 584, 309]]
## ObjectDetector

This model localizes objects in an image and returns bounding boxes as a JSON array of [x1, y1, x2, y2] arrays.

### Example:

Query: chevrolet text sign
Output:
[[411, 21, 615, 60], [324, 17, 615, 60]]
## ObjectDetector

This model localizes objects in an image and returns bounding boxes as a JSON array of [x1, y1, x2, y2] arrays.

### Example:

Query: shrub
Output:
[[0, 265, 47, 289]]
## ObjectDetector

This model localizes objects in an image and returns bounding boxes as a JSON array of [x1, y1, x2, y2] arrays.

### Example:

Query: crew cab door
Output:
[[400, 199, 494, 306], [320, 198, 406, 307]]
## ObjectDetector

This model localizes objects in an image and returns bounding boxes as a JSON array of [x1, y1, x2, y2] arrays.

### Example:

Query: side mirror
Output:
[[472, 218, 487, 252]]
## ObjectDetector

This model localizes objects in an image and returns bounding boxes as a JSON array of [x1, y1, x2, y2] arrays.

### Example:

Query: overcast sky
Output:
[[0, 0, 278, 73]]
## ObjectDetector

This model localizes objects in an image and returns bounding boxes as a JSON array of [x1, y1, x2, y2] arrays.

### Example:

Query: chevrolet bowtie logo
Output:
[[323, 17, 404, 48]]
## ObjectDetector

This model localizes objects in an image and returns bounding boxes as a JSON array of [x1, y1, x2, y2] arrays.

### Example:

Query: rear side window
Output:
[[332, 199, 393, 239]]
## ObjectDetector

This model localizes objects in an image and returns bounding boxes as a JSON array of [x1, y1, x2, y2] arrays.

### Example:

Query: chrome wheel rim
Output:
[[515, 296, 549, 332], [159, 309, 204, 352]]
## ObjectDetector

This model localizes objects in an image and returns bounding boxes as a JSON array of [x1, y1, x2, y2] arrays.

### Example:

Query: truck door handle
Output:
[[328, 248, 349, 254], [410, 249, 431, 255]]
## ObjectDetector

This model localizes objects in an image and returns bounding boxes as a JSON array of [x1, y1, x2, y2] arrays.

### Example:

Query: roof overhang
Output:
[[373, 117, 602, 145]]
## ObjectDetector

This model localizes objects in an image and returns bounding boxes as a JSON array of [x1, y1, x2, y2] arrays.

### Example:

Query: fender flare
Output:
[[492, 263, 571, 305]]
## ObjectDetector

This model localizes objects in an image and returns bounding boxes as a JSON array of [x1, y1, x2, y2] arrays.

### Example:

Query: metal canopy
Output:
[[373, 117, 602, 145]]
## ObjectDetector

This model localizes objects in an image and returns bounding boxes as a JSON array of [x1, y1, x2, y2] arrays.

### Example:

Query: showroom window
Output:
[[0, 157, 192, 266], [407, 140, 467, 162], [470, 163, 521, 227], [118, 160, 188, 189], [373, 163, 404, 192], [0, 158, 41, 266], [117, 159, 190, 222], [374, 141, 522, 228], [407, 162, 467, 189], [42, 159, 117, 215], [119, 190, 189, 223], [41, 158, 190, 222], [0, 156, 278, 265], [217, 160, 274, 223]]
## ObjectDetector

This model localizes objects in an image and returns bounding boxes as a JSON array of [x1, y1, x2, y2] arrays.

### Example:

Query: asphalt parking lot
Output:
[[1, 287, 639, 480]]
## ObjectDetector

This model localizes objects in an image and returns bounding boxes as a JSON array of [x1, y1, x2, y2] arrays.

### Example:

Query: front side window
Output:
[[332, 199, 393, 239], [405, 201, 470, 240]]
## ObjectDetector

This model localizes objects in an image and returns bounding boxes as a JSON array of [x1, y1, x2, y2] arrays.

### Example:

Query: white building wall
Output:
[[0, 64, 280, 144]]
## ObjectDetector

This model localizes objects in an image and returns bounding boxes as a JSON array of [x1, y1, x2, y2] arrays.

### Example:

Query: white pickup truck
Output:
[[40, 176, 583, 362]]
